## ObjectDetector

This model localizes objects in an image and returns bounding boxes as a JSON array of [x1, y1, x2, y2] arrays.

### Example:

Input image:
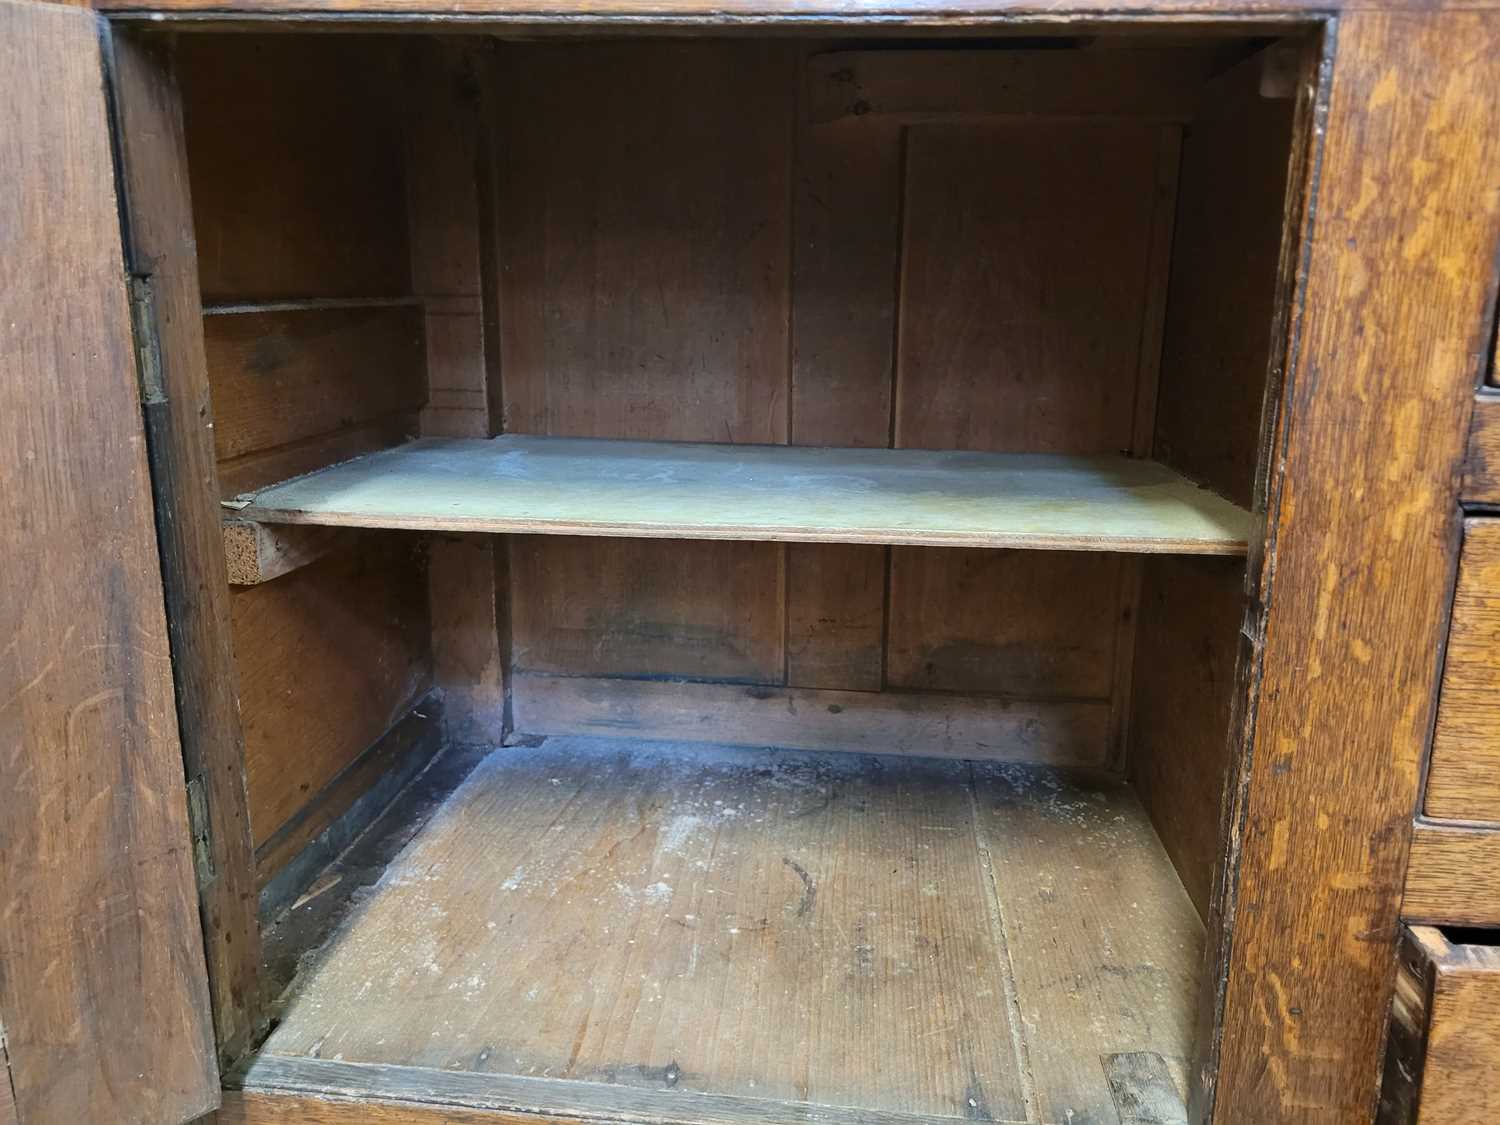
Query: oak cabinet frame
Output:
[[3, 2, 1497, 1123]]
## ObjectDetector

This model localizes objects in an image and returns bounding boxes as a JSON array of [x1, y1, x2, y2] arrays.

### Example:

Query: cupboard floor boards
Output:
[[243, 737, 1202, 1125]]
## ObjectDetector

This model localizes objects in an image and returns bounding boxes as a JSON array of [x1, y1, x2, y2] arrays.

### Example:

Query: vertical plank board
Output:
[[496, 42, 794, 684], [108, 28, 265, 1064], [0, 3, 218, 1121], [1206, 15, 1500, 1124], [895, 120, 1158, 454], [407, 39, 507, 745], [407, 39, 489, 442], [785, 100, 902, 692], [790, 114, 901, 448], [429, 537, 507, 744], [496, 41, 792, 444], [785, 543, 886, 691], [889, 120, 1161, 709]]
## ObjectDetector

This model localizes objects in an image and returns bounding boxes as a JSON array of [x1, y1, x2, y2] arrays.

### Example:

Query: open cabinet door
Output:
[[0, 1, 220, 1122]]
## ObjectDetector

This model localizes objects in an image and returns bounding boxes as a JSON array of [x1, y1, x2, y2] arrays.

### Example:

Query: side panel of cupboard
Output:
[[0, 1, 218, 1122], [174, 36, 438, 884], [1207, 12, 1500, 1122]]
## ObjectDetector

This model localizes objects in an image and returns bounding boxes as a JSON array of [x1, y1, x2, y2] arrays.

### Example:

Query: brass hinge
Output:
[[128, 274, 167, 407], [185, 775, 215, 889]]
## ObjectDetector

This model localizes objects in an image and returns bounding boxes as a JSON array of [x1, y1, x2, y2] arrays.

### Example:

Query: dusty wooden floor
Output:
[[256, 738, 1201, 1125]]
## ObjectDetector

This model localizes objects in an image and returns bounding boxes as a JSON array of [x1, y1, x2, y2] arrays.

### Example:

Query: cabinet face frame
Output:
[[94, 8, 1500, 1125]]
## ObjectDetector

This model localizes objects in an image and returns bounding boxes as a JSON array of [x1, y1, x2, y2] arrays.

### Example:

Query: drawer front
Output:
[[1466, 397, 1500, 500], [1405, 822, 1500, 927], [1427, 518, 1500, 821], [1379, 926, 1500, 1124]]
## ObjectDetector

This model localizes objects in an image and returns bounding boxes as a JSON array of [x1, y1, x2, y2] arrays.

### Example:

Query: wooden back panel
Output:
[[492, 40, 1203, 767], [496, 41, 792, 687]]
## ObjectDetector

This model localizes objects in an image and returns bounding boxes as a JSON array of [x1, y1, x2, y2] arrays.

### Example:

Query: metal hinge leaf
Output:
[[128, 273, 167, 406], [185, 775, 215, 888]]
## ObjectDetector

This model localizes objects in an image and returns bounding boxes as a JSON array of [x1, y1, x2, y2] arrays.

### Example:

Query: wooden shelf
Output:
[[230, 435, 1252, 555]]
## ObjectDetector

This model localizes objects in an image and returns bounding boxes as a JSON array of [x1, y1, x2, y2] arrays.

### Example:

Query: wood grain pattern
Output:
[[510, 538, 785, 684], [218, 1088, 555, 1124], [1126, 47, 1296, 921], [1204, 14, 1500, 1124], [974, 761, 1201, 1124], [238, 437, 1252, 552], [1127, 557, 1245, 921], [0, 1051, 15, 1125], [886, 548, 1123, 698], [229, 1061, 1023, 1125], [1413, 930, 1500, 1124], [890, 117, 1172, 709], [183, 36, 438, 887], [258, 743, 1028, 1119], [253, 697, 444, 896], [1427, 520, 1500, 821], [107, 27, 267, 1068], [509, 673, 1109, 765], [895, 121, 1159, 454], [89, 0, 1500, 17], [790, 110, 899, 452], [1403, 822, 1500, 927], [430, 538, 508, 744], [253, 739, 1196, 1121], [806, 48, 1211, 123], [0, 4, 217, 1120], [495, 42, 791, 444], [407, 41, 508, 746], [1379, 927, 1433, 1125], [204, 306, 426, 464], [785, 97, 901, 693], [495, 41, 792, 687], [223, 521, 355, 586], [1378, 927, 1500, 1124], [406, 40, 488, 441], [177, 35, 411, 302], [232, 541, 433, 846], [785, 543, 885, 691], [1153, 47, 1297, 508], [1462, 394, 1500, 501]]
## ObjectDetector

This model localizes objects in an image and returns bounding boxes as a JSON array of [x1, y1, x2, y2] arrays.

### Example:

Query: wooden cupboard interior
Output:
[[161, 26, 1312, 1124]]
